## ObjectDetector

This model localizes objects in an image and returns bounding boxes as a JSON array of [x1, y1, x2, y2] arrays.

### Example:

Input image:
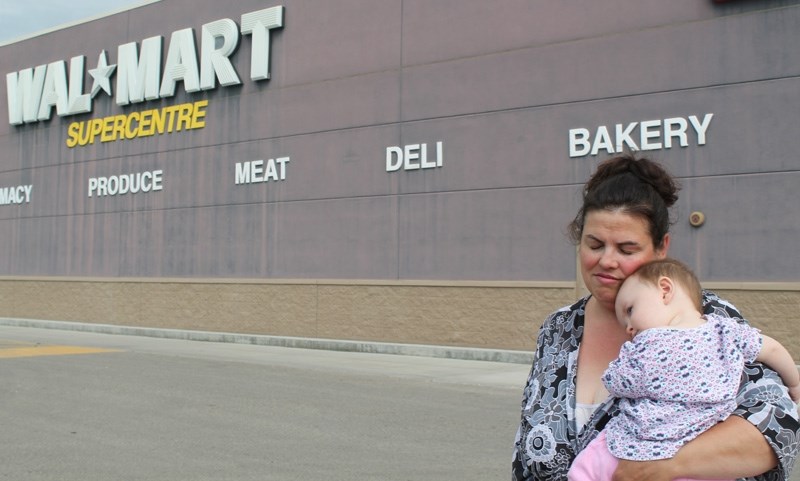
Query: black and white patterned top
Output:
[[511, 292, 800, 481]]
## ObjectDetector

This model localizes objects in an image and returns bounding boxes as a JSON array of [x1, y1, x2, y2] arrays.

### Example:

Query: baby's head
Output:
[[615, 258, 702, 337]]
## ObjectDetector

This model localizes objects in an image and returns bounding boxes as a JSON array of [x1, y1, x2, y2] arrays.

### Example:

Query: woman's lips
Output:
[[594, 273, 620, 285]]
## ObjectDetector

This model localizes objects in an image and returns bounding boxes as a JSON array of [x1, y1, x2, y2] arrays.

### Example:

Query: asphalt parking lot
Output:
[[2, 324, 797, 481], [0, 326, 531, 481]]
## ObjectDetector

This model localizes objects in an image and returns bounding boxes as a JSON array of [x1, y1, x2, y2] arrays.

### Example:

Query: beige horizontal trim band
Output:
[[703, 282, 800, 291], [0, 276, 573, 289], [0, 276, 797, 291]]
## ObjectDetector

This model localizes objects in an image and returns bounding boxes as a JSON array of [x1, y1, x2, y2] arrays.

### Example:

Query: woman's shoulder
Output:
[[701, 290, 745, 321], [542, 296, 590, 330], [544, 296, 590, 323]]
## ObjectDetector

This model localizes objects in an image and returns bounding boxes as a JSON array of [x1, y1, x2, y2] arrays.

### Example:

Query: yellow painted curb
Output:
[[0, 345, 122, 359]]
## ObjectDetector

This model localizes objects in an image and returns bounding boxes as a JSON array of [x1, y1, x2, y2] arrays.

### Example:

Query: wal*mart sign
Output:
[[5, 6, 284, 126]]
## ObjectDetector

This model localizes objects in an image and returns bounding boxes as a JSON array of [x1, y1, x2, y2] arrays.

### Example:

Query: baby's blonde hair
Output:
[[630, 258, 703, 310]]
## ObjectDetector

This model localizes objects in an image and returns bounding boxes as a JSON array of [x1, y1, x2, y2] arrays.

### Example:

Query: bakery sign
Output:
[[4, 6, 284, 147]]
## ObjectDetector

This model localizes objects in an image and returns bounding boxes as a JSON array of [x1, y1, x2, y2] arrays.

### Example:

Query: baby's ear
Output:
[[658, 276, 675, 304]]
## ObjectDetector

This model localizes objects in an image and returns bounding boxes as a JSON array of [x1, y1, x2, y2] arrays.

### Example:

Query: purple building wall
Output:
[[1, 0, 798, 283]]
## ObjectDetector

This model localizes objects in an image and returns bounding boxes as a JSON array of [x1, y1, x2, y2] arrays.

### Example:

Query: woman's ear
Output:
[[658, 276, 675, 304], [656, 234, 671, 259]]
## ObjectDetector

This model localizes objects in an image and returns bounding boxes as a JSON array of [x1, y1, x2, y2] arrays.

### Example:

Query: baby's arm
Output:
[[757, 334, 800, 403], [603, 339, 649, 398]]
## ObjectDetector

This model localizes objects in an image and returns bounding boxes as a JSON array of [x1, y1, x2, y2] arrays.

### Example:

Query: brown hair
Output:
[[568, 153, 680, 250], [632, 258, 703, 310]]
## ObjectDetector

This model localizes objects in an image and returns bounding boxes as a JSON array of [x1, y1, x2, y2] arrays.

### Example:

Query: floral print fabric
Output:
[[603, 314, 763, 461], [511, 293, 800, 481]]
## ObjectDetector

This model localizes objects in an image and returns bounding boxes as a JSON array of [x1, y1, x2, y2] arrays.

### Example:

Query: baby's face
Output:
[[614, 276, 668, 337]]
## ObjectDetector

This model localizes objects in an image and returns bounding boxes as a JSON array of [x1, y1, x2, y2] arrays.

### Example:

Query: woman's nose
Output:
[[599, 249, 618, 268]]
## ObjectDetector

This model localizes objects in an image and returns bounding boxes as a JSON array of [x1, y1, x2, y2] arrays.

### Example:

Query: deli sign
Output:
[[5, 6, 284, 126]]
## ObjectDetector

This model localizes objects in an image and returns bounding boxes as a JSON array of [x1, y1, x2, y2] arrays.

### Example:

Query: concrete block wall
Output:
[[1, 278, 798, 358], [0, 278, 572, 350]]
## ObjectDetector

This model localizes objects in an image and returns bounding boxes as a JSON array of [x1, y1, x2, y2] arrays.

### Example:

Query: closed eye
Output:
[[617, 242, 641, 256]]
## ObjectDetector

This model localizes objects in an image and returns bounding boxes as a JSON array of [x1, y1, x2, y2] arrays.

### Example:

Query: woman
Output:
[[511, 154, 799, 481]]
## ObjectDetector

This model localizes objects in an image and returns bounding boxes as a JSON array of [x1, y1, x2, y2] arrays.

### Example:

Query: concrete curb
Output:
[[0, 317, 535, 365]]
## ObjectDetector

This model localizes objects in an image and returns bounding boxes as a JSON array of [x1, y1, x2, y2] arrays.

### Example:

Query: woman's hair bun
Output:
[[586, 154, 679, 208], [567, 153, 679, 248]]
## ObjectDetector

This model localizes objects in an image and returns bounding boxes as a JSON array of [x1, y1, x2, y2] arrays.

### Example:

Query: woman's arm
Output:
[[611, 415, 777, 481], [611, 354, 800, 481], [694, 293, 800, 479]]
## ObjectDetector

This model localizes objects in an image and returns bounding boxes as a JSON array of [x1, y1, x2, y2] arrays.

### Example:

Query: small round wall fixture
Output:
[[689, 211, 706, 227]]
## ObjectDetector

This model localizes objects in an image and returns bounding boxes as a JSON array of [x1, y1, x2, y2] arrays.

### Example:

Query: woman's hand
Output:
[[612, 416, 777, 480], [611, 459, 677, 481]]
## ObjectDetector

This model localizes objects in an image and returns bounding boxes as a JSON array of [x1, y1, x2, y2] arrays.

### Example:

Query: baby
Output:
[[568, 258, 800, 481]]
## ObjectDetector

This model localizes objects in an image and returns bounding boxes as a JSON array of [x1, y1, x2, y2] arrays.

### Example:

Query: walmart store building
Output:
[[1, 0, 799, 358]]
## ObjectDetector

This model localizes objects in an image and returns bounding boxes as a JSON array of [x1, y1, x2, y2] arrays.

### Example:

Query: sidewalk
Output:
[[0, 317, 535, 365]]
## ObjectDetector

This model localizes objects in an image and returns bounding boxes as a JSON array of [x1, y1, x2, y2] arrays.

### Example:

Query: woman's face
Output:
[[579, 209, 669, 312]]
